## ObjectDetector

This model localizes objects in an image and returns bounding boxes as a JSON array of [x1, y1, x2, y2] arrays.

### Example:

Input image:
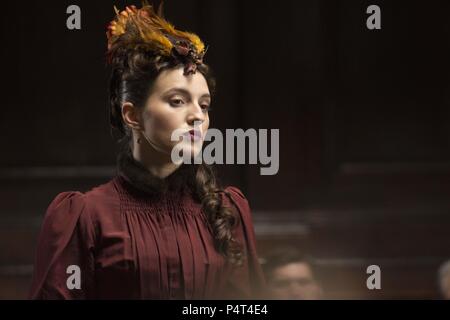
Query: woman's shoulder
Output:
[[43, 178, 120, 229], [222, 186, 252, 223], [83, 178, 121, 210], [224, 186, 247, 200], [223, 185, 249, 205], [51, 178, 118, 205]]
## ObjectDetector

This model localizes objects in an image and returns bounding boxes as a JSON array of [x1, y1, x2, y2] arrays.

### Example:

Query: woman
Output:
[[29, 2, 265, 299]]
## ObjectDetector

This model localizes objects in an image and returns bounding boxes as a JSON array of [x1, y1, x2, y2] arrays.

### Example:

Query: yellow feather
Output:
[[107, 1, 206, 59]]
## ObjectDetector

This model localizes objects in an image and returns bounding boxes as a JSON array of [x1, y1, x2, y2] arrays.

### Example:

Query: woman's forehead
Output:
[[154, 67, 209, 95]]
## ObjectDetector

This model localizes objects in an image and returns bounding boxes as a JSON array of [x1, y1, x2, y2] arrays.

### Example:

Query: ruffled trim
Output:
[[116, 144, 195, 197]]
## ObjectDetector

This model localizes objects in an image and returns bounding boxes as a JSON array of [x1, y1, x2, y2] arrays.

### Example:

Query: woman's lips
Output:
[[184, 129, 202, 141]]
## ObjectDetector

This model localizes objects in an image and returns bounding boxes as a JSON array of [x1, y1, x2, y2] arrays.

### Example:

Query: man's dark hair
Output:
[[262, 247, 316, 278]]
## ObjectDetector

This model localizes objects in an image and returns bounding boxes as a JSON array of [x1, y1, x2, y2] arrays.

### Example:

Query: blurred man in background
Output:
[[438, 260, 450, 299], [262, 247, 323, 300]]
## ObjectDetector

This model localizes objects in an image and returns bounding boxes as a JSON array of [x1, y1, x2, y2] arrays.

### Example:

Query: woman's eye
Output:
[[201, 104, 211, 112], [170, 98, 184, 106]]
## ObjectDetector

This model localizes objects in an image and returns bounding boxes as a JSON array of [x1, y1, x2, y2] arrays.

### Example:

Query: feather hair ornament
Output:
[[106, 0, 206, 75]]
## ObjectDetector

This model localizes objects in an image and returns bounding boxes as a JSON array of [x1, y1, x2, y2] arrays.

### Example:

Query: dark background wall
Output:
[[0, 0, 449, 299]]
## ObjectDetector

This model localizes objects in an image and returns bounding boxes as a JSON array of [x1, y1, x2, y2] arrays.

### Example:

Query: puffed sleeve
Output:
[[29, 191, 96, 299], [221, 186, 266, 299]]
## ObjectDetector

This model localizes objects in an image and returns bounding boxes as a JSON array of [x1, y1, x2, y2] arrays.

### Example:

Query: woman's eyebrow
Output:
[[163, 87, 210, 99]]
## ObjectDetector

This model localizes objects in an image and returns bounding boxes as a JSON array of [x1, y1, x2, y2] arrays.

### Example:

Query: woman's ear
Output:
[[121, 102, 142, 130]]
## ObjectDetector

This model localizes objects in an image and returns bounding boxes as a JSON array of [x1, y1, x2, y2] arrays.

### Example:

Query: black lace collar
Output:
[[116, 146, 195, 196]]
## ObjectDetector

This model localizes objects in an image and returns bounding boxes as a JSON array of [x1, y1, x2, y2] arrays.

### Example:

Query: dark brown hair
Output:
[[108, 45, 243, 266], [262, 247, 315, 279]]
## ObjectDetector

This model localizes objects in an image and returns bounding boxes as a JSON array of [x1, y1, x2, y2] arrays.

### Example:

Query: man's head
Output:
[[263, 248, 323, 300], [438, 260, 450, 299]]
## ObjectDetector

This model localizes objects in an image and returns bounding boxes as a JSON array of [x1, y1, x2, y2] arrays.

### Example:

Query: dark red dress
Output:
[[29, 170, 265, 299]]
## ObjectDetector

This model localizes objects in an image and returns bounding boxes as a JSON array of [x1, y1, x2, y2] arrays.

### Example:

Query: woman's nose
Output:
[[187, 103, 205, 125]]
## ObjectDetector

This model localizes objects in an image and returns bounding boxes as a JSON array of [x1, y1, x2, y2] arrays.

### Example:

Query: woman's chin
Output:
[[186, 146, 202, 160], [170, 144, 203, 164]]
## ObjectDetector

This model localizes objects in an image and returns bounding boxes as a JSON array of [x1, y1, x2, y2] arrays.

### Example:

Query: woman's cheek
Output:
[[202, 119, 209, 138], [153, 113, 183, 146]]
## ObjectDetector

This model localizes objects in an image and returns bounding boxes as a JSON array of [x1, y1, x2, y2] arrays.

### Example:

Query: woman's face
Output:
[[139, 66, 211, 160]]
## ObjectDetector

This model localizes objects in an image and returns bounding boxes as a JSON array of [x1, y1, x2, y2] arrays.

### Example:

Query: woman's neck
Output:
[[132, 141, 181, 179]]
